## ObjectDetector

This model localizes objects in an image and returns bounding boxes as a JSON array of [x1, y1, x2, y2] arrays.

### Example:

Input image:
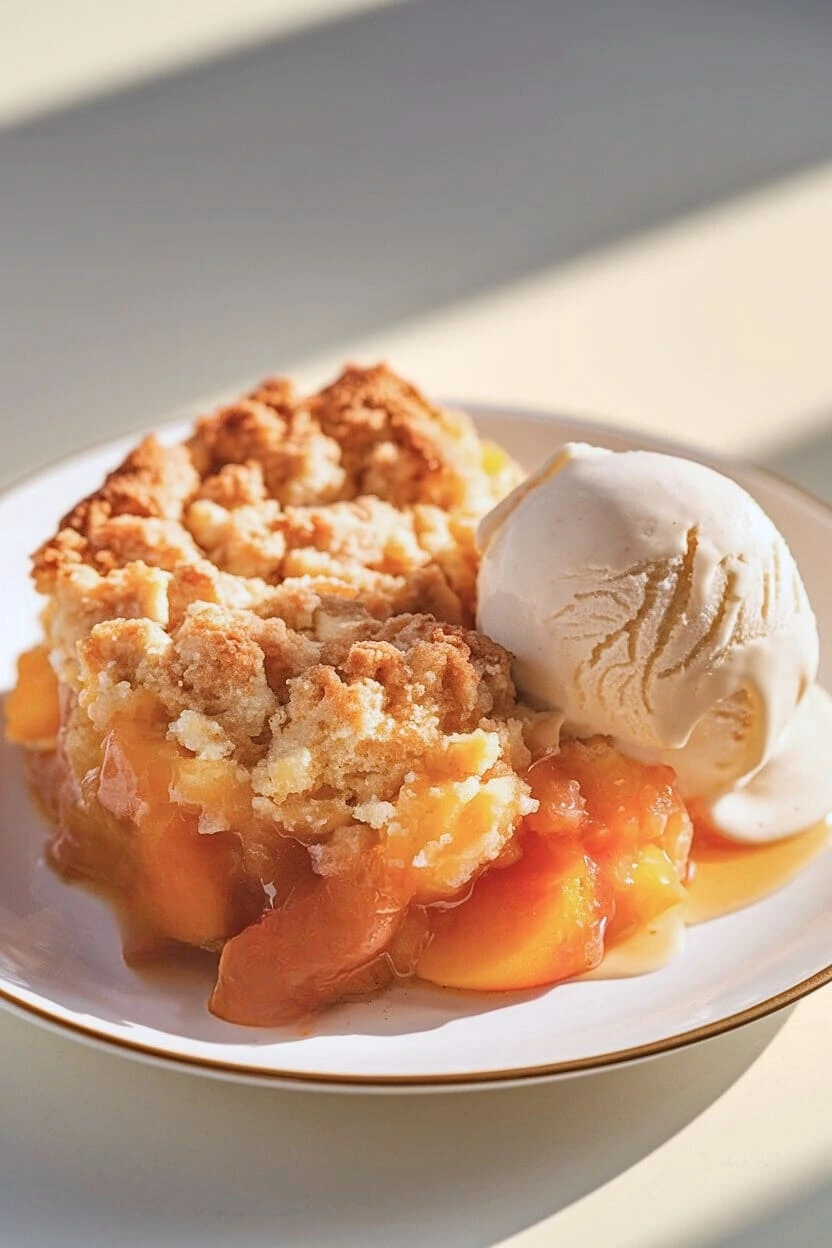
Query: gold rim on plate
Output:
[[0, 965, 830, 1089]]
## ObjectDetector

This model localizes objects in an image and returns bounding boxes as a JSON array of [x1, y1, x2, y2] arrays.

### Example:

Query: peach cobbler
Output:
[[7, 365, 825, 1026]]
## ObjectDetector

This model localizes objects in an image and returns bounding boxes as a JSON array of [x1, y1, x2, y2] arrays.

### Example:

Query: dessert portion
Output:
[[5, 367, 829, 1026], [478, 442, 832, 840]]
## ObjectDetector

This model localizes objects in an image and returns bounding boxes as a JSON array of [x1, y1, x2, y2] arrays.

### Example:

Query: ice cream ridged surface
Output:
[[477, 443, 826, 836]]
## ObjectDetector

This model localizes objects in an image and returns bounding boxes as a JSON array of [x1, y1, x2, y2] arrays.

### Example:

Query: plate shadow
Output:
[[0, 1005, 786, 1247]]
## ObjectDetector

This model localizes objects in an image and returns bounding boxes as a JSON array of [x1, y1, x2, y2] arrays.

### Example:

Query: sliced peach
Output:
[[418, 742, 694, 993], [133, 812, 262, 954], [211, 858, 404, 1025], [416, 835, 608, 992], [97, 721, 172, 823], [526, 739, 693, 872], [605, 844, 686, 943], [4, 645, 61, 746], [97, 720, 263, 953], [522, 764, 587, 838]]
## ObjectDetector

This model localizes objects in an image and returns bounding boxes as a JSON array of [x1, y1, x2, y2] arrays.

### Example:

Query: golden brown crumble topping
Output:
[[34, 365, 521, 675], [28, 364, 537, 916]]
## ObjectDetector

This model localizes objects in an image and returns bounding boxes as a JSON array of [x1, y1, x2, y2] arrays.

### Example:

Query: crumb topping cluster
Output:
[[36, 366, 522, 685], [32, 366, 535, 900]]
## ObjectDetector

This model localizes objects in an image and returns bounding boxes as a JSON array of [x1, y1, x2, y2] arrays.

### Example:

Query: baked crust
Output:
[[27, 365, 537, 920], [34, 365, 522, 683]]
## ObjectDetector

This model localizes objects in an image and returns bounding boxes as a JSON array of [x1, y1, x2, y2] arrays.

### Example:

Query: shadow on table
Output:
[[4, 0, 832, 483], [763, 423, 832, 505], [0, 1006, 785, 1246], [695, 1169, 832, 1248]]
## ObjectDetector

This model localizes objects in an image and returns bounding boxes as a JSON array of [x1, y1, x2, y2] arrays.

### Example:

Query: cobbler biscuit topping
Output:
[[79, 603, 534, 891], [35, 365, 521, 686], [18, 367, 545, 1012]]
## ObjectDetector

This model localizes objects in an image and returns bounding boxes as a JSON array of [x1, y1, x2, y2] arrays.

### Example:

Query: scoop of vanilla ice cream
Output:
[[477, 443, 819, 804]]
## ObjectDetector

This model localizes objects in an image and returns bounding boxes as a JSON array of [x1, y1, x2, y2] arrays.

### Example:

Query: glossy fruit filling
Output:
[[10, 646, 696, 1024], [416, 740, 692, 992]]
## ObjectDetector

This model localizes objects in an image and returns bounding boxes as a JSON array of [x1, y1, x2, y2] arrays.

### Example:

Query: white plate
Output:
[[0, 408, 830, 1092]]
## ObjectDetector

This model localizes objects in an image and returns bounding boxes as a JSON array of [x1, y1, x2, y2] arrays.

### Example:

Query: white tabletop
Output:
[[2, 4, 832, 1246]]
